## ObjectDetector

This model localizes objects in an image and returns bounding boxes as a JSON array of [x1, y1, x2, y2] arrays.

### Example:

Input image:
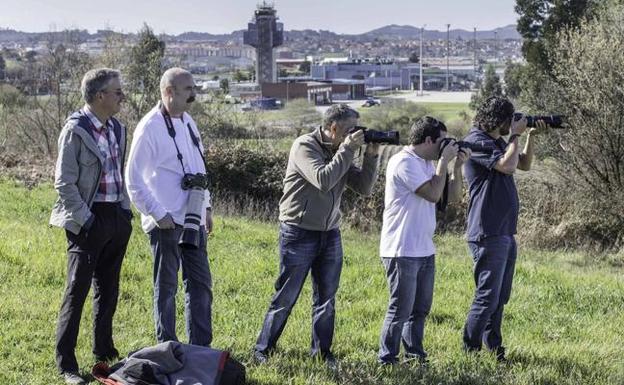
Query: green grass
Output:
[[417, 102, 472, 123], [0, 180, 623, 384]]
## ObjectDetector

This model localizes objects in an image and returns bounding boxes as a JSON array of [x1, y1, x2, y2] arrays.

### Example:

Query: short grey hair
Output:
[[160, 67, 192, 96], [323, 103, 359, 130], [81, 68, 120, 103]]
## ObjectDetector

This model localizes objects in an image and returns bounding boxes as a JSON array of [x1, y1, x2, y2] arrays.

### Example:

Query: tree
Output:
[[515, 0, 597, 73], [8, 30, 92, 156], [232, 69, 246, 83], [219, 78, 229, 94], [408, 51, 420, 63], [0, 53, 5, 81], [503, 60, 524, 99], [469, 64, 503, 110], [299, 61, 311, 74], [125, 24, 165, 121], [545, 3, 624, 247]]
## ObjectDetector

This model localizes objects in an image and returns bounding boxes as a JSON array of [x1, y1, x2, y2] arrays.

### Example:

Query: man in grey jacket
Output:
[[50, 68, 132, 385], [254, 104, 380, 368]]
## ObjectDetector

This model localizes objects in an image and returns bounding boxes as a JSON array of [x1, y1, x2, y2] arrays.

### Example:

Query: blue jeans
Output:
[[463, 235, 517, 351], [255, 223, 343, 356], [378, 256, 435, 363], [149, 225, 212, 346]]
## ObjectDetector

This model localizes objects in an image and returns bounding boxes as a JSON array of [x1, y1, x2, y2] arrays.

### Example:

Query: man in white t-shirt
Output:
[[378, 116, 470, 365]]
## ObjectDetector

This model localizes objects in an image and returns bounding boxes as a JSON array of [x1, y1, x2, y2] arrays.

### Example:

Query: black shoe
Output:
[[378, 358, 398, 366], [403, 353, 429, 367], [253, 350, 269, 365], [62, 372, 86, 385], [95, 347, 120, 362], [492, 346, 507, 363], [322, 352, 338, 370]]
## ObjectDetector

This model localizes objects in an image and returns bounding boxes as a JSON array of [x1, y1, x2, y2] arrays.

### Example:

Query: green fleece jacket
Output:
[[278, 127, 380, 231]]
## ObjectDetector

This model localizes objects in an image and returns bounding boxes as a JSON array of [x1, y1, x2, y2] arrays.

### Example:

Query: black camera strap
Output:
[[160, 103, 207, 174]]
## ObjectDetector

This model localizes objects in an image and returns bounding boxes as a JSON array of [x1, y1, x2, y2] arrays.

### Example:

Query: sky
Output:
[[0, 0, 519, 35]]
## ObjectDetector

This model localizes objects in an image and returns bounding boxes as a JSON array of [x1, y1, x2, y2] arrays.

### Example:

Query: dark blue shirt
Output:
[[463, 127, 519, 241]]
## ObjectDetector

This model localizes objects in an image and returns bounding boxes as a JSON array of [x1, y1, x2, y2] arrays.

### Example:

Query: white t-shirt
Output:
[[379, 147, 437, 258], [125, 106, 211, 233]]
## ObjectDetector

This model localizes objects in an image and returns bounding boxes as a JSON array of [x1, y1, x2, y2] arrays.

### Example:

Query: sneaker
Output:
[[62, 372, 86, 385], [252, 350, 268, 365]]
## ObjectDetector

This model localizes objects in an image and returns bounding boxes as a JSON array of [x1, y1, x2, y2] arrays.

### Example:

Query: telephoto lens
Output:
[[513, 113, 566, 129]]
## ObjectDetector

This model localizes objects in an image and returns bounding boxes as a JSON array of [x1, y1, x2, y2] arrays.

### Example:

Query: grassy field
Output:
[[417, 102, 472, 123], [0, 180, 623, 385]]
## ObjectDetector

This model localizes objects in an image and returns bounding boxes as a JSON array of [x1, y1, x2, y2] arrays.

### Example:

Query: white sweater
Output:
[[126, 106, 211, 233]]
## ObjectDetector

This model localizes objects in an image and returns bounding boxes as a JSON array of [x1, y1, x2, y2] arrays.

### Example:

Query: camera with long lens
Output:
[[350, 125, 400, 145], [181, 173, 210, 190], [179, 173, 210, 249], [513, 113, 566, 129], [439, 138, 495, 156]]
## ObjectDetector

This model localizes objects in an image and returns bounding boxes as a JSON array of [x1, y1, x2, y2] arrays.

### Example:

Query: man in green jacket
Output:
[[254, 104, 381, 368]]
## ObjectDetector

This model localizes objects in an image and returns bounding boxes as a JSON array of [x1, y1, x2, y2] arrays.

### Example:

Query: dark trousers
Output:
[[463, 235, 517, 351], [255, 223, 343, 356], [148, 225, 213, 347], [55, 202, 132, 373], [378, 256, 435, 363]]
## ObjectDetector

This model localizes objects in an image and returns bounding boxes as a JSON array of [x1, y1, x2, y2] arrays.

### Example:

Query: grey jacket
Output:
[[278, 127, 380, 231], [49, 110, 131, 235]]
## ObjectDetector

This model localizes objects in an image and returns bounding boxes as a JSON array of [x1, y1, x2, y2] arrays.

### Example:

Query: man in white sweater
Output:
[[125, 68, 213, 346]]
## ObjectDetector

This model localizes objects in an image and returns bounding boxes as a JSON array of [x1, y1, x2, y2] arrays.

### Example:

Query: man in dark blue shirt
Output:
[[461, 96, 545, 361]]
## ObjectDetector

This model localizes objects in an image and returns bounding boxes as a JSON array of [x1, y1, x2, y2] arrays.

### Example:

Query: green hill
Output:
[[0, 181, 622, 384]]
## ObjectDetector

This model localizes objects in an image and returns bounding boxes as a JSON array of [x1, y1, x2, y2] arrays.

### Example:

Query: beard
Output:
[[186, 95, 195, 103]]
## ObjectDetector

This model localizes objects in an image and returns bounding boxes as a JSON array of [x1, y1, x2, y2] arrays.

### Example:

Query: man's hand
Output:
[[456, 147, 472, 167], [528, 119, 549, 135], [365, 142, 381, 156], [206, 208, 213, 235], [344, 129, 365, 150], [511, 114, 528, 136], [439, 140, 459, 164], [156, 213, 175, 229]]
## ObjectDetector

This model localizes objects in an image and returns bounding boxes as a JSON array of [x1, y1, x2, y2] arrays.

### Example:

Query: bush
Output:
[[544, 4, 624, 250], [358, 99, 430, 143]]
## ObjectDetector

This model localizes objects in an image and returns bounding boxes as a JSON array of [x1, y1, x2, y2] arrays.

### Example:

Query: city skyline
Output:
[[1, 0, 519, 35]]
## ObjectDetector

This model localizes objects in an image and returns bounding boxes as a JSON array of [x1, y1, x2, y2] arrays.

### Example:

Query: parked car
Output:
[[361, 97, 381, 107]]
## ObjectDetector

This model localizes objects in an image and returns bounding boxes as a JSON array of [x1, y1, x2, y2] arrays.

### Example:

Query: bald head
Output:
[[160, 67, 196, 117], [160, 67, 193, 98]]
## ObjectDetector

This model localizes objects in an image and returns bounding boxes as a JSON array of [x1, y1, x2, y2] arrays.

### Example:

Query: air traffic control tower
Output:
[[243, 3, 284, 84]]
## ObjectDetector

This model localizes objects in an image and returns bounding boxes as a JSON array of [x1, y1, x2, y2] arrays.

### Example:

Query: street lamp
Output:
[[420, 24, 426, 96], [446, 23, 450, 91]]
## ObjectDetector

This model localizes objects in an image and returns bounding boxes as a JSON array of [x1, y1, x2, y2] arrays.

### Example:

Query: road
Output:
[[315, 90, 473, 113]]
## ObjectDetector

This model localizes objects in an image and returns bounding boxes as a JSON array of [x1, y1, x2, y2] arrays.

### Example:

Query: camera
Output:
[[350, 126, 400, 145], [513, 113, 566, 129], [439, 137, 495, 156], [181, 173, 210, 190], [179, 173, 210, 249]]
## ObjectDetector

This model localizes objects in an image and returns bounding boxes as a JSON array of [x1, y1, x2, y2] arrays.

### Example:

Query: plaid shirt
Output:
[[84, 106, 123, 202]]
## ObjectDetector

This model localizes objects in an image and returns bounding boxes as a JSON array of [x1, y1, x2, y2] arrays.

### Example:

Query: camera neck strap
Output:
[[160, 103, 207, 174]]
